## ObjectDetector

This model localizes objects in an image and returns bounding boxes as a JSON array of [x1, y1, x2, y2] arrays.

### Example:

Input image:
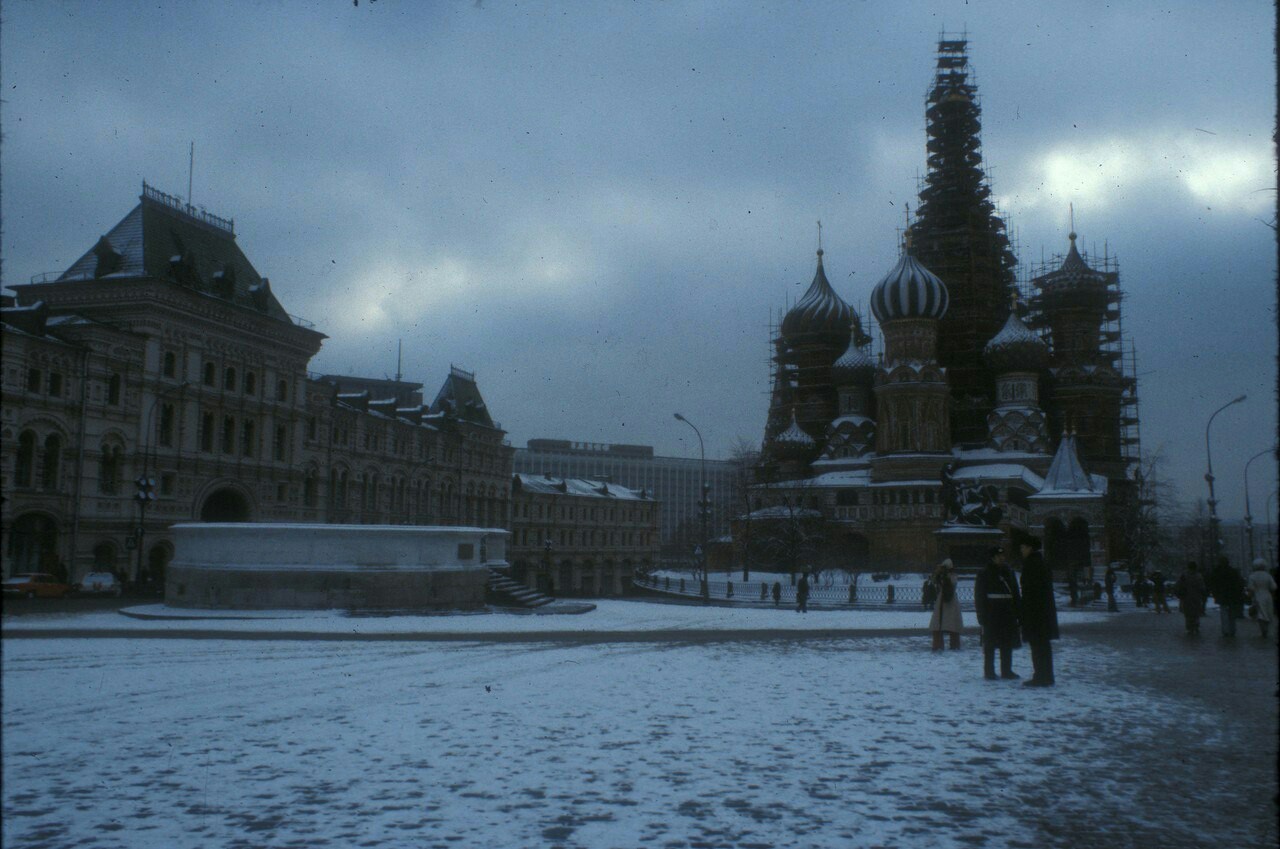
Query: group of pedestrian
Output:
[[925, 537, 1059, 686], [1172, 556, 1277, 639]]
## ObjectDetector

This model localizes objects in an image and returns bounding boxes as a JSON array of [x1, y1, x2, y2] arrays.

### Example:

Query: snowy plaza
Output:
[[3, 602, 1276, 849]]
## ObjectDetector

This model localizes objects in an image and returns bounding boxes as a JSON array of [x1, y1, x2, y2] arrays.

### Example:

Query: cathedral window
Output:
[[47, 372, 63, 397], [15, 431, 36, 487], [224, 367, 237, 391], [241, 420, 256, 457], [221, 417, 235, 454], [41, 434, 62, 491], [26, 368, 42, 392], [158, 403, 175, 447], [200, 412, 215, 453], [163, 352, 177, 378], [203, 362, 216, 387], [107, 374, 122, 405]]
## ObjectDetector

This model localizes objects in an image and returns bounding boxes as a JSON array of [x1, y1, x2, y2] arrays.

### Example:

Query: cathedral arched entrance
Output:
[[7, 513, 60, 576], [199, 487, 252, 522], [1045, 517, 1091, 580]]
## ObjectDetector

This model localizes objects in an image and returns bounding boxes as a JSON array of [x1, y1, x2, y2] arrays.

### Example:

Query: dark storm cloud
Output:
[[2, 1, 1274, 518]]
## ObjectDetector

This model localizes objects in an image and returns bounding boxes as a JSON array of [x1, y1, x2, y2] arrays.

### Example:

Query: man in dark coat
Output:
[[975, 545, 1021, 680], [1018, 537, 1059, 687], [796, 573, 809, 613], [1207, 556, 1246, 638], [1104, 564, 1119, 611]]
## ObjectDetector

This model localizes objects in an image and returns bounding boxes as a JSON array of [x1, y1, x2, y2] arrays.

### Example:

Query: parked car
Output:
[[77, 572, 123, 597], [2, 573, 73, 599]]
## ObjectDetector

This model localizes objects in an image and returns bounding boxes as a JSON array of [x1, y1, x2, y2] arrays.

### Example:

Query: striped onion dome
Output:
[[984, 311, 1049, 372], [774, 411, 816, 448], [832, 340, 876, 383], [869, 251, 949, 323], [780, 250, 854, 347]]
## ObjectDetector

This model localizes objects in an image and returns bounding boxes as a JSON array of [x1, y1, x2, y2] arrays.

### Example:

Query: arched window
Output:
[[15, 431, 36, 487], [276, 379, 289, 402], [162, 352, 177, 378], [224, 367, 237, 391], [222, 416, 235, 454], [244, 372, 257, 395], [159, 403, 175, 447], [107, 374, 122, 405], [98, 443, 122, 494], [203, 362, 216, 386], [241, 420, 255, 457], [304, 469, 318, 508], [200, 412, 215, 453], [274, 424, 288, 461], [41, 434, 62, 491]]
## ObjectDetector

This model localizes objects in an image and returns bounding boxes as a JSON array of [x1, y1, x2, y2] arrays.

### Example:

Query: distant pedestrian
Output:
[[928, 559, 963, 650], [1207, 556, 1246, 638], [1152, 570, 1170, 613], [772, 581, 782, 607], [1104, 564, 1119, 612], [1018, 537, 1058, 687], [1174, 562, 1206, 635], [975, 546, 1021, 680], [1246, 558, 1276, 638], [796, 573, 810, 613], [1067, 567, 1080, 608]]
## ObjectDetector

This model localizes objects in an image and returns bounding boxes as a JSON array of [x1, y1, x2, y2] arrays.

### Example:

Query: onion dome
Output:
[[870, 251, 949, 323], [774, 411, 816, 449], [984, 311, 1049, 372], [832, 340, 876, 383], [780, 249, 854, 347]]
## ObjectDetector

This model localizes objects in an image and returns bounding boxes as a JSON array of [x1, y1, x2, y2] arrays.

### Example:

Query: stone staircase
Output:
[[486, 568, 555, 609]]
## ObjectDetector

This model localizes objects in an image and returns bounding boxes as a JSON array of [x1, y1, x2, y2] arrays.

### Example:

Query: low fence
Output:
[[633, 573, 977, 609]]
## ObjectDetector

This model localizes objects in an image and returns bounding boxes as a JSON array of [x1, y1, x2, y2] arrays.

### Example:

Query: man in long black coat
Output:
[[1019, 537, 1059, 687], [974, 546, 1021, 680]]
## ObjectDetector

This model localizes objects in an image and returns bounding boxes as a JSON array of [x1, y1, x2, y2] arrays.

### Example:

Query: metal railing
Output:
[[633, 573, 977, 608]]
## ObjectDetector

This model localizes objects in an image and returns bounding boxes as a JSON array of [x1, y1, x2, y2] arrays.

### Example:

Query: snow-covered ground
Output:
[[3, 607, 1275, 848], [1, 599, 1109, 637]]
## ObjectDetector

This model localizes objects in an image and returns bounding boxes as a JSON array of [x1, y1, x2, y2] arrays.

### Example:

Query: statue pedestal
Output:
[[934, 525, 1004, 572]]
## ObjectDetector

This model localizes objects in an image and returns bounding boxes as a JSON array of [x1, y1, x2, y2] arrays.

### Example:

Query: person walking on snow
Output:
[[974, 546, 1021, 680], [1207, 556, 1246, 638], [1018, 537, 1058, 687], [1151, 569, 1170, 613], [1104, 564, 1119, 612], [796, 573, 810, 613], [1174, 562, 1207, 635], [929, 559, 963, 650], [1246, 558, 1276, 638], [771, 581, 782, 607]]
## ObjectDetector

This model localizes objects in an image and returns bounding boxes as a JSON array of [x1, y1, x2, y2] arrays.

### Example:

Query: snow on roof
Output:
[[743, 505, 824, 520], [513, 473, 652, 501], [950, 463, 1044, 491], [1034, 434, 1101, 496]]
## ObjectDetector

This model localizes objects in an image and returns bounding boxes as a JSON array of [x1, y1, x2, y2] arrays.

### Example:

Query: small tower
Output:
[[983, 295, 1050, 453], [1029, 232, 1126, 478], [869, 241, 951, 458], [825, 337, 878, 459]]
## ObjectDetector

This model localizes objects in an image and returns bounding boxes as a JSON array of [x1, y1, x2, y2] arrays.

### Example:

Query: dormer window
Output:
[[92, 236, 123, 278], [212, 263, 237, 299]]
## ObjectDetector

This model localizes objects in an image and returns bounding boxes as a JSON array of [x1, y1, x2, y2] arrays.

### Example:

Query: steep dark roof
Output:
[[55, 183, 292, 323], [429, 366, 496, 429]]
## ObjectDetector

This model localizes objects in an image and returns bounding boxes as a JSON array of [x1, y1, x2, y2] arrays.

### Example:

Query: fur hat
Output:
[[1019, 536, 1042, 552]]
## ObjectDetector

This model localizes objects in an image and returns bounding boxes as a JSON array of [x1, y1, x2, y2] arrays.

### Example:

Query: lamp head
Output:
[[1233, 394, 1247, 404], [674, 413, 685, 422]]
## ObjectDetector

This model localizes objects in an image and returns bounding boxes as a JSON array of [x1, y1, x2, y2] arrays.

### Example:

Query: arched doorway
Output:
[[92, 541, 119, 573], [1045, 516, 1091, 581], [7, 513, 59, 576], [200, 488, 251, 522]]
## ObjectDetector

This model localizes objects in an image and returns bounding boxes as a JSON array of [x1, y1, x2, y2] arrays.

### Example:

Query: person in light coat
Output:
[[1246, 558, 1276, 638], [929, 558, 964, 650]]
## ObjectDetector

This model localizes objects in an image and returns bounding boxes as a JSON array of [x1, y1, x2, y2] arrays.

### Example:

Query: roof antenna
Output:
[[188, 141, 195, 207], [395, 339, 403, 382]]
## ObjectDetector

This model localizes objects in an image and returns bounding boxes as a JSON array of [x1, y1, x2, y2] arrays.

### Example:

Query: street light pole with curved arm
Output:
[[1204, 394, 1246, 564], [674, 412, 709, 601], [1244, 446, 1277, 565], [136, 381, 190, 584]]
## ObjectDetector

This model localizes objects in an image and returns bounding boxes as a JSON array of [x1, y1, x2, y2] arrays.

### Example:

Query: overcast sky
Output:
[[3, 1, 1275, 522]]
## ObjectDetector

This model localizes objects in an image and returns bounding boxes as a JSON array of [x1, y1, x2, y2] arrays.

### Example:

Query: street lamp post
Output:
[[1243, 446, 1275, 567], [136, 381, 189, 586], [1204, 394, 1246, 565], [674, 413, 709, 601]]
